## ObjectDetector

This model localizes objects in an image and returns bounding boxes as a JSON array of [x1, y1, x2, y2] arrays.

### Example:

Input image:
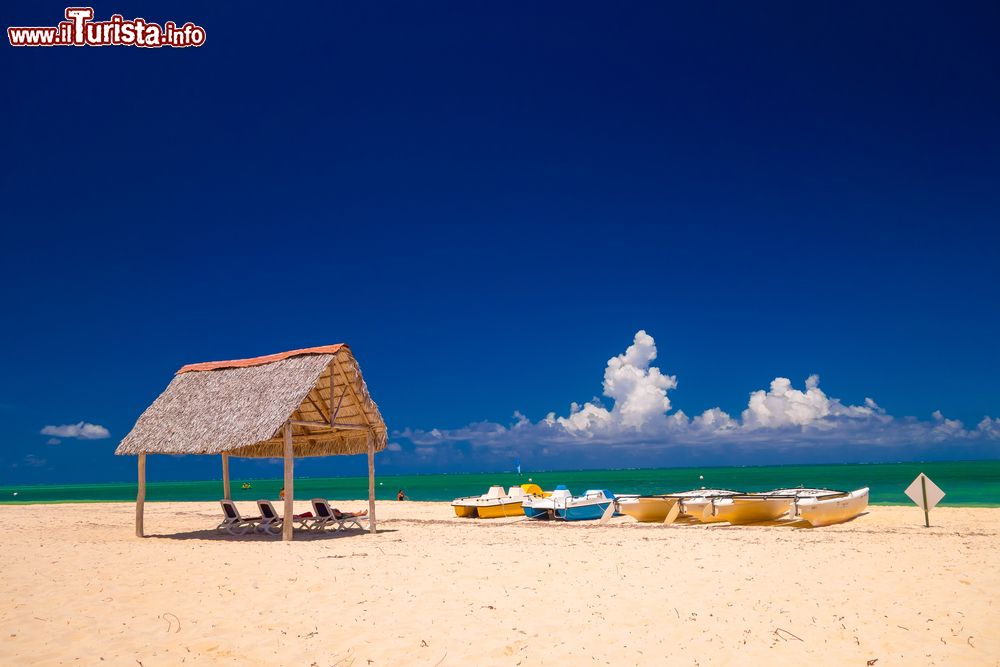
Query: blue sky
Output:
[[2, 2, 999, 484]]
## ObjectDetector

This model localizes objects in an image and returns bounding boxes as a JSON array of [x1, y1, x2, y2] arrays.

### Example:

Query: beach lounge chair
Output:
[[311, 498, 368, 532], [255, 499, 315, 535], [217, 499, 259, 535]]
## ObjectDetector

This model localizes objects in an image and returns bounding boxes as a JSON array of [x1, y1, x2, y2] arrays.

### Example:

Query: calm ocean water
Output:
[[2, 460, 998, 506]]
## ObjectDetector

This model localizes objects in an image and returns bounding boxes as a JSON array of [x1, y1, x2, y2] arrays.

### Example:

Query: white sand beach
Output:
[[0, 502, 997, 666]]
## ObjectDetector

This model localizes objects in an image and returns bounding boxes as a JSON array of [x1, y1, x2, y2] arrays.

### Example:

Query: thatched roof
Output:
[[115, 345, 387, 458]]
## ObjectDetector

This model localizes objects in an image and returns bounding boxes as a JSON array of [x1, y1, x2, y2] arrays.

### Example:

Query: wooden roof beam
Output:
[[334, 356, 373, 430], [305, 388, 330, 423]]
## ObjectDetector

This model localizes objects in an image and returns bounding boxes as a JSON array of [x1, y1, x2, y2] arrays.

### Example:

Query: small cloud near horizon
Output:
[[23, 454, 47, 468], [40, 422, 110, 440]]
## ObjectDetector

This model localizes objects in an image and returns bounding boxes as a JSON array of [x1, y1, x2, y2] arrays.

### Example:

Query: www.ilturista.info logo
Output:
[[8, 7, 206, 48]]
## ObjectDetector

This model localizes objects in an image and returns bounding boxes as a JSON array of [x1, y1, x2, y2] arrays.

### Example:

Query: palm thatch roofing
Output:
[[115, 345, 387, 458]]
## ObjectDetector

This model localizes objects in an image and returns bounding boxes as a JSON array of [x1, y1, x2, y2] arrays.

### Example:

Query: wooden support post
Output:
[[367, 430, 376, 533], [921, 473, 930, 528], [135, 453, 146, 538], [221, 453, 231, 500], [283, 421, 294, 541]]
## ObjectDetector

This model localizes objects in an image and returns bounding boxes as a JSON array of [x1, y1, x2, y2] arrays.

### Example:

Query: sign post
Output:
[[904, 472, 945, 527], [920, 474, 929, 527]]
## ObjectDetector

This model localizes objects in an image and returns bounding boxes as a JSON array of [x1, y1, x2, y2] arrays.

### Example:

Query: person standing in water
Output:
[[397, 489, 407, 501]]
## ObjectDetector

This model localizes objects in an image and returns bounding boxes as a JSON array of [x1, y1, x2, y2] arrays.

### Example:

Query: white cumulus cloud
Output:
[[399, 330, 1000, 454], [739, 375, 885, 430], [977, 417, 1000, 438], [552, 330, 677, 435], [40, 422, 110, 440]]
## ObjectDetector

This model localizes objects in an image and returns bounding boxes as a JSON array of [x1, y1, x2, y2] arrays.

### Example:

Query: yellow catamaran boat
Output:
[[783, 487, 869, 526], [668, 489, 740, 519], [451, 484, 543, 518], [616, 496, 682, 523], [683, 493, 792, 524], [673, 488, 870, 526]]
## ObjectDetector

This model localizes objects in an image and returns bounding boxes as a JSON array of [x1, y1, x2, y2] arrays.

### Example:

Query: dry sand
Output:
[[0, 501, 996, 666]]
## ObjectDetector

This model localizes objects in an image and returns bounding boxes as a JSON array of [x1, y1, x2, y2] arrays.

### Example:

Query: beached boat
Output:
[[666, 489, 740, 519], [683, 493, 792, 524], [451, 484, 542, 518], [788, 487, 869, 527], [522, 485, 570, 519], [616, 496, 681, 523], [555, 489, 615, 521], [523, 487, 615, 521]]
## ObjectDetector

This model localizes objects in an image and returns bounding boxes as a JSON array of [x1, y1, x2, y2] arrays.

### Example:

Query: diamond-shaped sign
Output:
[[905, 473, 945, 511]]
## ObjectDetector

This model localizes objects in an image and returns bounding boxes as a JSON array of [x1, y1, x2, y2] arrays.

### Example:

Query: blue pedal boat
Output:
[[522, 486, 615, 521]]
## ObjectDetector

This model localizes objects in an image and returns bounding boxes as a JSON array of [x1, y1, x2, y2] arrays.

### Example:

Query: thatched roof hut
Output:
[[116, 344, 387, 540]]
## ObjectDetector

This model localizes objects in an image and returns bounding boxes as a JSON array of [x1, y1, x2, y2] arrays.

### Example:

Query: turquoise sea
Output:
[[2, 460, 998, 506]]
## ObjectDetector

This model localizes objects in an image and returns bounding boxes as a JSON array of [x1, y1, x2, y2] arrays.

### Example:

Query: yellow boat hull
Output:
[[619, 497, 680, 522], [451, 485, 542, 519], [475, 502, 525, 519], [683, 497, 791, 524], [716, 497, 791, 524], [679, 499, 727, 522]]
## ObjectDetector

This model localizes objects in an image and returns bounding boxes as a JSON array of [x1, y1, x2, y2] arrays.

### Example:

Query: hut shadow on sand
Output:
[[115, 344, 388, 541], [145, 527, 399, 542]]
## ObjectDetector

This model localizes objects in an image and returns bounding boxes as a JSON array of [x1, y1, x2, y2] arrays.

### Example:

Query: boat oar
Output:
[[598, 499, 617, 524]]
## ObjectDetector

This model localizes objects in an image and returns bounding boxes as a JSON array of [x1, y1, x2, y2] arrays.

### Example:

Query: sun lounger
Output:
[[311, 498, 368, 531], [217, 499, 259, 535], [255, 499, 315, 535]]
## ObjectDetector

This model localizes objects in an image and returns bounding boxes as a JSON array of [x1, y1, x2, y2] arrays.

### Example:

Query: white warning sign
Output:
[[904, 473, 945, 526], [905, 473, 945, 511]]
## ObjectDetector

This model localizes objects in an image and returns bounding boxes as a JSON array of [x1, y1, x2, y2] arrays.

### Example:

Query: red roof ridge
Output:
[[176, 344, 347, 374]]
